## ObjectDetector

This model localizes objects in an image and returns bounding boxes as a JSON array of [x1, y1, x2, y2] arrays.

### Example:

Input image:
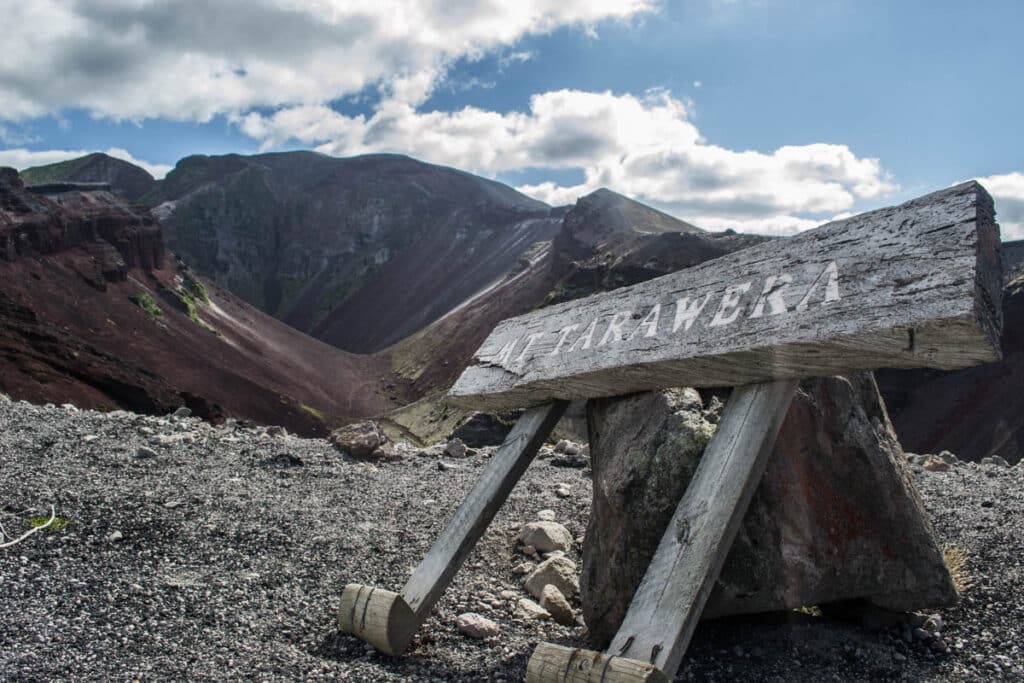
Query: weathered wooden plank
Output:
[[450, 182, 1002, 411], [606, 379, 798, 678], [401, 401, 567, 619]]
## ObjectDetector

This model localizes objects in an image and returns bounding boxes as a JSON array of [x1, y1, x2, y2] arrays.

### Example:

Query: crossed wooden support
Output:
[[337, 182, 1003, 681], [339, 401, 567, 655]]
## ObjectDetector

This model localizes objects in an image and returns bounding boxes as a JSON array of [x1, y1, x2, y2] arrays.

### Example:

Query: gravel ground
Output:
[[0, 398, 1021, 681]]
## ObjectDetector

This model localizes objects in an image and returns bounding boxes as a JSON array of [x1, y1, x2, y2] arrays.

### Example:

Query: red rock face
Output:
[[0, 176, 164, 278], [0, 169, 391, 435]]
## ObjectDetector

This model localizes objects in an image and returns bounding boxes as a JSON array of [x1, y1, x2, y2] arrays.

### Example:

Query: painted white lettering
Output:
[[709, 282, 752, 327], [796, 261, 841, 312], [515, 333, 543, 363], [598, 311, 632, 346], [567, 320, 598, 353], [550, 324, 581, 355], [628, 304, 662, 340], [672, 293, 713, 333], [750, 273, 794, 318], [491, 338, 518, 365]]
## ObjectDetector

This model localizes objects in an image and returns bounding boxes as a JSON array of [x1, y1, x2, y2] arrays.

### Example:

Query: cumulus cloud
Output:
[[0, 0, 654, 121], [0, 0, 903, 234], [0, 147, 173, 179], [976, 172, 1024, 241], [241, 88, 894, 235]]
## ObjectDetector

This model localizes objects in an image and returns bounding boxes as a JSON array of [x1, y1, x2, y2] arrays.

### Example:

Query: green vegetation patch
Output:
[[133, 290, 163, 318], [29, 515, 73, 532], [174, 289, 217, 334], [299, 403, 326, 422], [183, 275, 210, 304]]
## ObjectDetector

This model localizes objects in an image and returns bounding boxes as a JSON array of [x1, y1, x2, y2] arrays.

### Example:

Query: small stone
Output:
[[499, 590, 519, 600], [444, 438, 468, 459], [163, 500, 183, 509], [61, 403, 79, 412], [540, 585, 575, 625], [519, 521, 573, 553], [554, 485, 572, 498], [980, 500, 994, 508], [135, 446, 158, 459], [517, 598, 551, 620], [980, 455, 1010, 467], [82, 435, 99, 443], [456, 613, 499, 639], [893, 652, 907, 663], [537, 509, 557, 522], [329, 421, 394, 461], [266, 425, 287, 437], [551, 453, 588, 468], [924, 615, 944, 633], [938, 450, 958, 464], [921, 455, 951, 472], [107, 530, 123, 543], [524, 556, 579, 600], [521, 545, 537, 557], [438, 460, 460, 472], [172, 406, 191, 418], [512, 562, 536, 575]]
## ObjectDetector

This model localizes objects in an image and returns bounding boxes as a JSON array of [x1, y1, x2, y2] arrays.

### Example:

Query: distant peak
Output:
[[573, 187, 704, 236]]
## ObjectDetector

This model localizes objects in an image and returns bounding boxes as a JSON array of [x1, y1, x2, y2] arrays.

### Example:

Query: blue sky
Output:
[[1, 0, 1021, 236]]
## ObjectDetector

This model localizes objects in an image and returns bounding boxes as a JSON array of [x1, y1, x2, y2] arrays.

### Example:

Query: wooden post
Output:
[[338, 401, 567, 655], [526, 380, 797, 682]]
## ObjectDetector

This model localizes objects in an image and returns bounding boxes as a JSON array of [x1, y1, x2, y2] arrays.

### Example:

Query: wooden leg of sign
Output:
[[525, 380, 797, 682], [339, 401, 568, 655]]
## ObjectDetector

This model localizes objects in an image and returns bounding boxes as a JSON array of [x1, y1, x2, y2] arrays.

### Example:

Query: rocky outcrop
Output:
[[545, 188, 767, 306], [581, 374, 956, 647], [0, 167, 164, 277]]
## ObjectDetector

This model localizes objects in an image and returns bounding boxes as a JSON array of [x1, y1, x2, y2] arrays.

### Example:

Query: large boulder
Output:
[[581, 373, 957, 647]]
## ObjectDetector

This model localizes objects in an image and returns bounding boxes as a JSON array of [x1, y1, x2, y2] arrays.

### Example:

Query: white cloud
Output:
[[0, 0, 655, 122], [0, 0, 902, 235], [241, 88, 894, 235], [976, 172, 1024, 241], [0, 147, 173, 179]]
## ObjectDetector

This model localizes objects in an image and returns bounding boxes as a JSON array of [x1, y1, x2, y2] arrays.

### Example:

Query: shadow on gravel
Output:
[[313, 629, 535, 680]]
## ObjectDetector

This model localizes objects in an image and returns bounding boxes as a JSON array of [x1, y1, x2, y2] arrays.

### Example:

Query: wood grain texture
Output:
[[526, 643, 669, 683], [400, 402, 567, 620], [607, 380, 798, 679], [336, 584, 418, 655], [450, 182, 1002, 411]]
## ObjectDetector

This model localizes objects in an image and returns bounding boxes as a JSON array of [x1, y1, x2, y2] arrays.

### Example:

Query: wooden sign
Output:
[[450, 182, 1002, 411]]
